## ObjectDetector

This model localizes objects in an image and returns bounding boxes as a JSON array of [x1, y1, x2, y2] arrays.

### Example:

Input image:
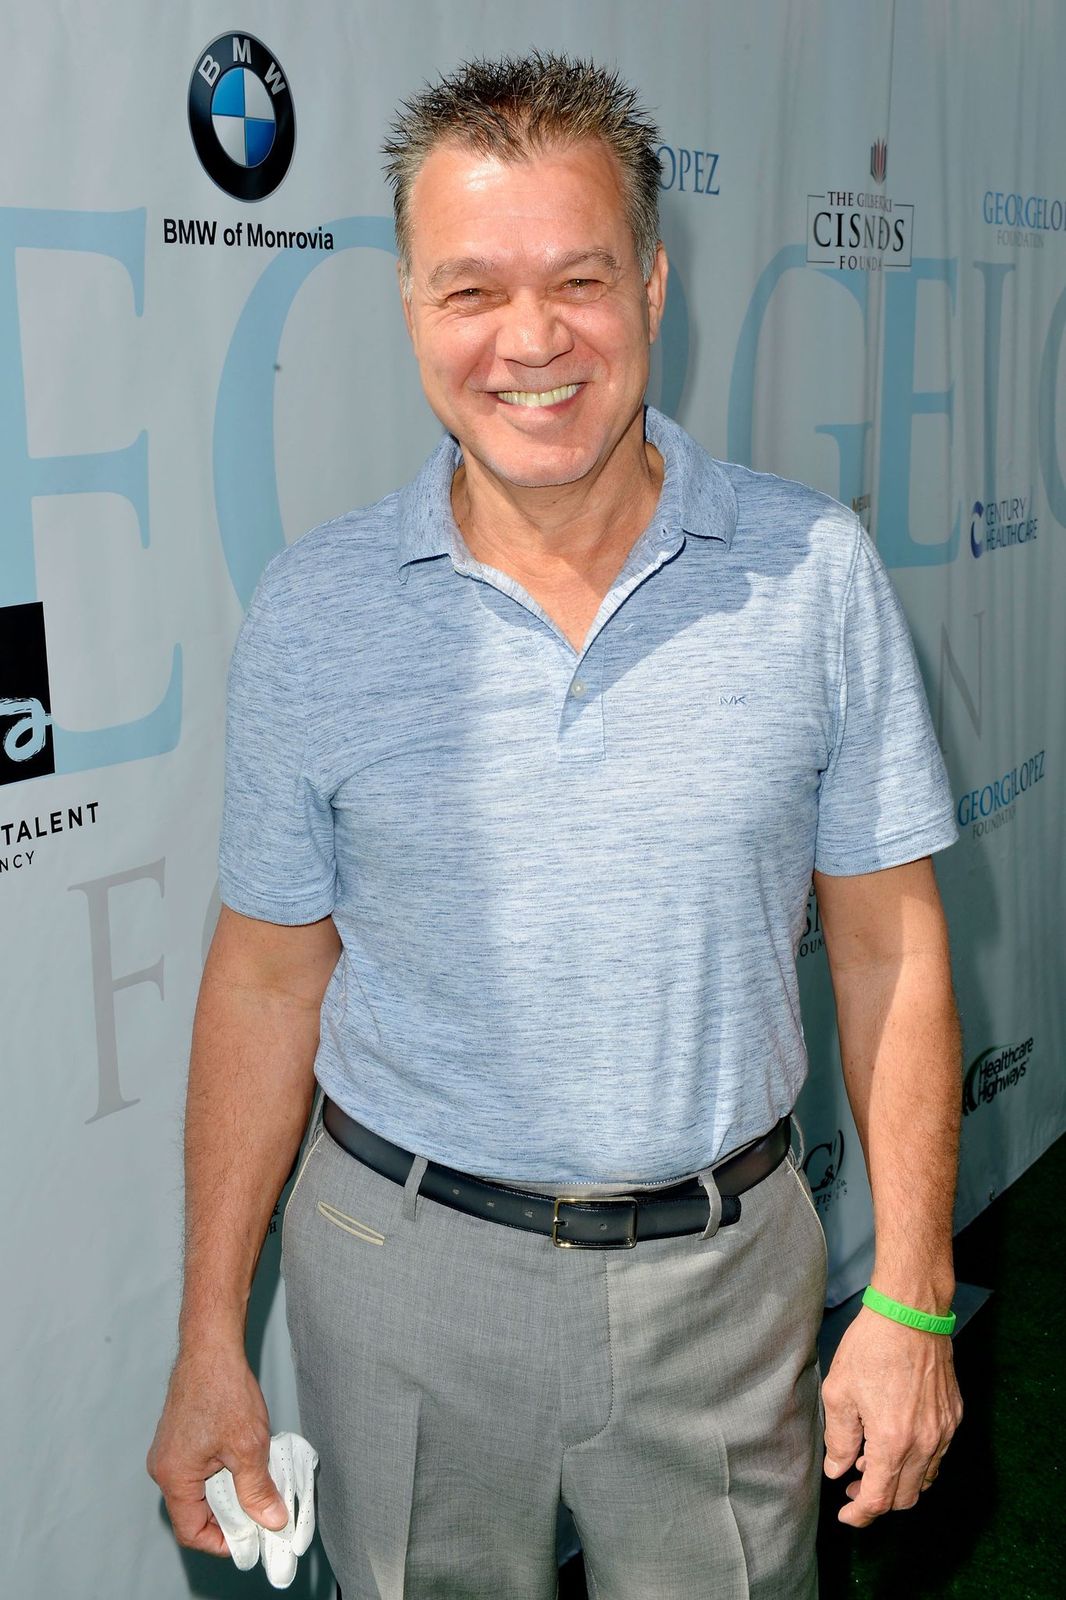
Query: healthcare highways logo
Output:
[[963, 1038, 1033, 1116], [188, 33, 296, 202]]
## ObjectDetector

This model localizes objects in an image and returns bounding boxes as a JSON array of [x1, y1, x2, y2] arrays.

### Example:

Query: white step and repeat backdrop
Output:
[[3, 2, 1064, 1594]]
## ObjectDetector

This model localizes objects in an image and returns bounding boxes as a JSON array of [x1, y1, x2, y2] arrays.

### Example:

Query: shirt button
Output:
[[570, 680, 587, 698]]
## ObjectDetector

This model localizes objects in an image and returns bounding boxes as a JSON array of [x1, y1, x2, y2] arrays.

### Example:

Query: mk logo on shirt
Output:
[[719, 694, 748, 707]]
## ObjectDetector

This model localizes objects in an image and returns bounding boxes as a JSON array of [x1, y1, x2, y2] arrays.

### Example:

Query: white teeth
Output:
[[496, 384, 580, 408]]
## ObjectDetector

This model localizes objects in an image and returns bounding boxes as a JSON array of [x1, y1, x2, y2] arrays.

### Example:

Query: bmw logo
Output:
[[188, 34, 295, 202]]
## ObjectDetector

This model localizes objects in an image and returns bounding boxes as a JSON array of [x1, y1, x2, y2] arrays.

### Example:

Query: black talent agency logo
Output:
[[188, 33, 295, 201], [1, 602, 55, 786], [963, 1037, 1033, 1116], [803, 1129, 847, 1214]]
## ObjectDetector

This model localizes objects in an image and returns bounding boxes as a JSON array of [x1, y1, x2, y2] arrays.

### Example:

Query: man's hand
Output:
[[147, 1339, 288, 1556], [822, 1305, 963, 1526]]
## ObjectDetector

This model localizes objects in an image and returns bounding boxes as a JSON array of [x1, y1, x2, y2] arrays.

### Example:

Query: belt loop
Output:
[[402, 1155, 429, 1221], [696, 1166, 723, 1240]]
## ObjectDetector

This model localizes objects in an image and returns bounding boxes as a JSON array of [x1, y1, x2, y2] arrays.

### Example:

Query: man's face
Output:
[[401, 138, 667, 492]]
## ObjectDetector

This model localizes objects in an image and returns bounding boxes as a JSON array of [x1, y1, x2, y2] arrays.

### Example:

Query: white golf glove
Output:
[[205, 1431, 319, 1589]]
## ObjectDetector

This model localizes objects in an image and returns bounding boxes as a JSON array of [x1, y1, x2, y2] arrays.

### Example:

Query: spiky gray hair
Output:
[[382, 52, 663, 295]]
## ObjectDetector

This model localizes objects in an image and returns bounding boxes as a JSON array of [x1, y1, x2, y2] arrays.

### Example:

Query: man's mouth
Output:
[[495, 383, 581, 408]]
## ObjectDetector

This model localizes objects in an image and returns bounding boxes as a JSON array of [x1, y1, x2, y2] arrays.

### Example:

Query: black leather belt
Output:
[[321, 1099, 791, 1249]]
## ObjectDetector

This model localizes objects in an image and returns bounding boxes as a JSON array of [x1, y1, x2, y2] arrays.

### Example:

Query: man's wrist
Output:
[[178, 1303, 248, 1353], [868, 1268, 955, 1319], [862, 1284, 957, 1335]]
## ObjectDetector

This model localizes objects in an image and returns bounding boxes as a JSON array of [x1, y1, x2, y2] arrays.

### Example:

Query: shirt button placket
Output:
[[559, 654, 604, 761]]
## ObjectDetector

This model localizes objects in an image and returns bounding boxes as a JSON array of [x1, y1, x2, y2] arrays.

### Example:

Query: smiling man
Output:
[[149, 53, 963, 1600]]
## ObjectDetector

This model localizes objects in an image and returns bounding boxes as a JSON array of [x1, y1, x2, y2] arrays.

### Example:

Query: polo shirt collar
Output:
[[395, 404, 737, 577], [642, 406, 737, 551]]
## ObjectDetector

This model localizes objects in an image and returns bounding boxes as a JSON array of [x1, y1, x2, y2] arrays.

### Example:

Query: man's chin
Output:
[[467, 443, 600, 492]]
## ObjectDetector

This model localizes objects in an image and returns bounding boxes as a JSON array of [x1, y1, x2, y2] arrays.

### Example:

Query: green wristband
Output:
[[862, 1285, 957, 1336]]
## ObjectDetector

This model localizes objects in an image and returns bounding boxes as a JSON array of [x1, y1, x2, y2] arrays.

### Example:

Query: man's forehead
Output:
[[408, 135, 627, 216], [407, 139, 635, 280]]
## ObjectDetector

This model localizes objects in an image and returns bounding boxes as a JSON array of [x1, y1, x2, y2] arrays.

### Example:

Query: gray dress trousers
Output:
[[281, 1116, 827, 1600]]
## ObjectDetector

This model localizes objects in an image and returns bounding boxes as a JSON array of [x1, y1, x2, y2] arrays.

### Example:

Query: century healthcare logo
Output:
[[188, 34, 295, 202], [963, 1037, 1033, 1116], [970, 491, 1038, 558]]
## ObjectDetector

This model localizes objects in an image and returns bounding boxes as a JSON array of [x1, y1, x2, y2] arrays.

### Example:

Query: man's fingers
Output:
[[837, 1448, 904, 1526], [890, 1439, 942, 1511], [164, 1487, 232, 1556], [822, 1393, 864, 1479], [230, 1463, 289, 1531], [839, 1432, 946, 1524], [838, 1428, 954, 1523]]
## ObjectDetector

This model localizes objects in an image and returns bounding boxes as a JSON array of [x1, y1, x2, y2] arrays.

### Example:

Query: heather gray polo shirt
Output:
[[219, 407, 957, 1183]]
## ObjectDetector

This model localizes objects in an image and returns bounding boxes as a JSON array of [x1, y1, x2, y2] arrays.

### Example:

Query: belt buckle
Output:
[[551, 1194, 638, 1249]]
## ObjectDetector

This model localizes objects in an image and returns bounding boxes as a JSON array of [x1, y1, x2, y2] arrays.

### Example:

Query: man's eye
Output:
[[450, 287, 486, 302]]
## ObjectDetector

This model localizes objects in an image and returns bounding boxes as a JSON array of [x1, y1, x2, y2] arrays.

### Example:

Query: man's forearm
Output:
[[833, 954, 961, 1311], [816, 859, 961, 1311], [816, 862, 963, 1524], [178, 947, 325, 1348], [149, 911, 339, 1552]]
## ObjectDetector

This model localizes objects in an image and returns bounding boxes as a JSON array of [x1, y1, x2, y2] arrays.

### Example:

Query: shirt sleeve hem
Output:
[[218, 873, 336, 925], [814, 818, 959, 877]]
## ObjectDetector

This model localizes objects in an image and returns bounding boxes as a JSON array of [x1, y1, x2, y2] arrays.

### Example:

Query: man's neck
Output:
[[451, 429, 664, 589], [448, 428, 665, 655]]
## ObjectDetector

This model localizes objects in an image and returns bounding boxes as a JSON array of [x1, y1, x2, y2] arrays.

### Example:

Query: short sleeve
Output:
[[814, 525, 958, 875], [218, 586, 337, 923]]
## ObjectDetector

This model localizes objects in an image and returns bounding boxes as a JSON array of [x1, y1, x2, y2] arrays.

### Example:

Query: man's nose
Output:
[[494, 292, 574, 367]]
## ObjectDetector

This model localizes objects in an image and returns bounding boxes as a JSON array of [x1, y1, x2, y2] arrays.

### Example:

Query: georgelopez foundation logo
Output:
[[188, 33, 296, 202], [803, 1129, 847, 1214]]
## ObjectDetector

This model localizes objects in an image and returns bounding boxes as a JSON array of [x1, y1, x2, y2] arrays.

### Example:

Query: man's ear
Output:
[[646, 242, 668, 345]]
